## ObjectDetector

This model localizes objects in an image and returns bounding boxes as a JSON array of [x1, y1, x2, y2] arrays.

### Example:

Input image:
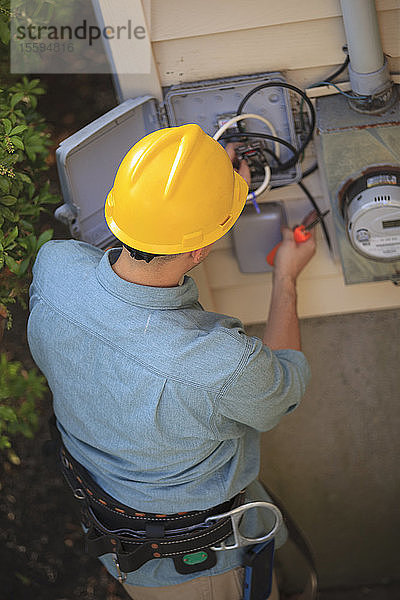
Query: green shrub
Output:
[[0, 352, 47, 450], [0, 6, 60, 451], [0, 76, 59, 324]]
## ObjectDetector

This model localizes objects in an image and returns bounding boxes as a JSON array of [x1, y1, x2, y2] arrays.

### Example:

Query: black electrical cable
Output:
[[219, 132, 295, 174], [294, 52, 350, 183], [302, 162, 318, 179], [221, 131, 331, 250], [231, 60, 347, 177], [298, 181, 331, 250], [295, 50, 349, 174], [294, 50, 348, 246], [235, 81, 316, 171], [227, 79, 338, 253], [324, 51, 349, 83], [220, 132, 319, 182]]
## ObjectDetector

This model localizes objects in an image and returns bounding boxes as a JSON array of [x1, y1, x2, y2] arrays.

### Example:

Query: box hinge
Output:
[[54, 203, 80, 238], [157, 102, 170, 129]]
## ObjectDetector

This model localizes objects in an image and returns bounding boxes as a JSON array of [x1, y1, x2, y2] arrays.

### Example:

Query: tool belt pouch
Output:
[[57, 435, 245, 576], [243, 540, 275, 600]]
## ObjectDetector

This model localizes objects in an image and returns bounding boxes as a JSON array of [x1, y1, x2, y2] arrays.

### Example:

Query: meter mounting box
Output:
[[55, 72, 301, 249]]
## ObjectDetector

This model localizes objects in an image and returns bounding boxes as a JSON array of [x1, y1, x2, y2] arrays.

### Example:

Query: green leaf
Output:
[[17, 173, 32, 184], [0, 18, 10, 45], [17, 257, 30, 276], [0, 436, 11, 450], [10, 93, 24, 109], [2, 118, 12, 134], [4, 226, 18, 247], [19, 219, 34, 233], [9, 136, 24, 150], [22, 234, 37, 255], [5, 255, 19, 274], [10, 125, 28, 136], [0, 406, 17, 423], [25, 147, 36, 161], [0, 195, 17, 206], [0, 207, 18, 222], [0, 179, 10, 193], [36, 229, 53, 250], [27, 79, 40, 90]]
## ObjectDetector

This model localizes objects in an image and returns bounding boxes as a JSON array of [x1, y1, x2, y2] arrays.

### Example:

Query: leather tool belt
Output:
[[58, 441, 246, 580]]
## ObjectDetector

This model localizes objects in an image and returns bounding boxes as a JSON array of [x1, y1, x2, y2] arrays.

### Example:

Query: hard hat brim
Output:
[[105, 171, 248, 255]]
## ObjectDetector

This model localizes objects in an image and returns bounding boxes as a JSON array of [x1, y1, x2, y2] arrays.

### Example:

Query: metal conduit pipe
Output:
[[339, 0, 395, 112]]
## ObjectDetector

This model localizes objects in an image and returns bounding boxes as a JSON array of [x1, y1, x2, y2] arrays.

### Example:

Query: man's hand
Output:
[[225, 142, 251, 187], [274, 211, 317, 282]]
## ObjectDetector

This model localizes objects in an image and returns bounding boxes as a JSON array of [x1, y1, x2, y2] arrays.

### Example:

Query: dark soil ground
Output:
[[1, 73, 400, 600]]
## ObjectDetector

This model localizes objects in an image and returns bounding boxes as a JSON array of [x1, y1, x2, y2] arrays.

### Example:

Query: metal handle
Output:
[[205, 501, 283, 551]]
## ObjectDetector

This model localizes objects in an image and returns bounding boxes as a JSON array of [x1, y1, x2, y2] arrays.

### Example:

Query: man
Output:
[[28, 124, 315, 599]]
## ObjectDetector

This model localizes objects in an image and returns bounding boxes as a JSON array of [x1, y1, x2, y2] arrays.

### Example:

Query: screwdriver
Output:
[[266, 210, 330, 266]]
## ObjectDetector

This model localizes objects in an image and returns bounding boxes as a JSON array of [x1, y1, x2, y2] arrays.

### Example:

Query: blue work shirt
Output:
[[27, 240, 310, 586]]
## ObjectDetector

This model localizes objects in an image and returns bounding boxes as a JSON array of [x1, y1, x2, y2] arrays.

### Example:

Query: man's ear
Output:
[[190, 245, 213, 265]]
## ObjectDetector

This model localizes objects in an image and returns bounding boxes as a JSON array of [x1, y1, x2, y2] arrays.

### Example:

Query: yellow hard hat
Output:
[[105, 124, 248, 254]]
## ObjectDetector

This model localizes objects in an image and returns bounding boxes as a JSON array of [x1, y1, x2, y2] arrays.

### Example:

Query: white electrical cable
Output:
[[252, 166, 271, 197], [212, 113, 280, 158], [246, 165, 271, 205], [213, 113, 275, 202], [244, 162, 272, 206]]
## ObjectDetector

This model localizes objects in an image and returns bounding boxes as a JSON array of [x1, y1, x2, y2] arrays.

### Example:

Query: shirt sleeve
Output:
[[216, 336, 311, 432]]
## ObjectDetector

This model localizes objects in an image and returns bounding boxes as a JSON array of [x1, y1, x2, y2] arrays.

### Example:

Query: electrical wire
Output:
[[247, 164, 271, 207], [220, 135, 331, 250], [219, 130, 291, 206], [298, 181, 331, 250], [214, 114, 278, 206], [236, 81, 316, 172], [248, 165, 271, 199], [294, 51, 352, 250], [219, 131, 296, 172], [299, 49, 350, 151], [213, 113, 281, 158], [308, 80, 369, 99], [324, 52, 350, 82], [219, 81, 330, 252], [302, 163, 318, 179]]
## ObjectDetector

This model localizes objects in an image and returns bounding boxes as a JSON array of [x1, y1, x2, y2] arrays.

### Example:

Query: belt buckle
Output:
[[204, 501, 283, 551]]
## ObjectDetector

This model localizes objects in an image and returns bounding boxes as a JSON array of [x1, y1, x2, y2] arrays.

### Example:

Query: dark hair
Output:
[[123, 244, 179, 263]]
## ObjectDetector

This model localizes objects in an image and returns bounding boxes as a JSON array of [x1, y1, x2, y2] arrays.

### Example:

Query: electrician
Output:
[[28, 124, 315, 600]]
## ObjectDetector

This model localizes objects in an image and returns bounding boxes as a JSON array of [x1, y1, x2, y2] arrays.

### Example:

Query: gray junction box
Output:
[[232, 203, 287, 273], [55, 72, 300, 252]]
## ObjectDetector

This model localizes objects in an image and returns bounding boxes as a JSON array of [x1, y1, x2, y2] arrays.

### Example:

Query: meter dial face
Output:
[[347, 194, 400, 261], [341, 167, 400, 262]]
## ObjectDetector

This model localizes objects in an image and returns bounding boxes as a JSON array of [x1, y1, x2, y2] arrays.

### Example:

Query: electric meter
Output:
[[340, 165, 400, 262]]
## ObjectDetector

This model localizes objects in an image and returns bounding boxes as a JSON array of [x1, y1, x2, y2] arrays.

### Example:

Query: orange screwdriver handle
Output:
[[293, 225, 311, 243], [266, 242, 282, 266], [267, 226, 313, 266]]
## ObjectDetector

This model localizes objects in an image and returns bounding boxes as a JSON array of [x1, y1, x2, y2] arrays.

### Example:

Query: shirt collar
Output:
[[95, 249, 199, 309]]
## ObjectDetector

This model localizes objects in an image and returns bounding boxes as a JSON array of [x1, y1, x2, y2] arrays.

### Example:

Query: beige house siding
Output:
[[150, 0, 400, 87], [141, 0, 400, 321]]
